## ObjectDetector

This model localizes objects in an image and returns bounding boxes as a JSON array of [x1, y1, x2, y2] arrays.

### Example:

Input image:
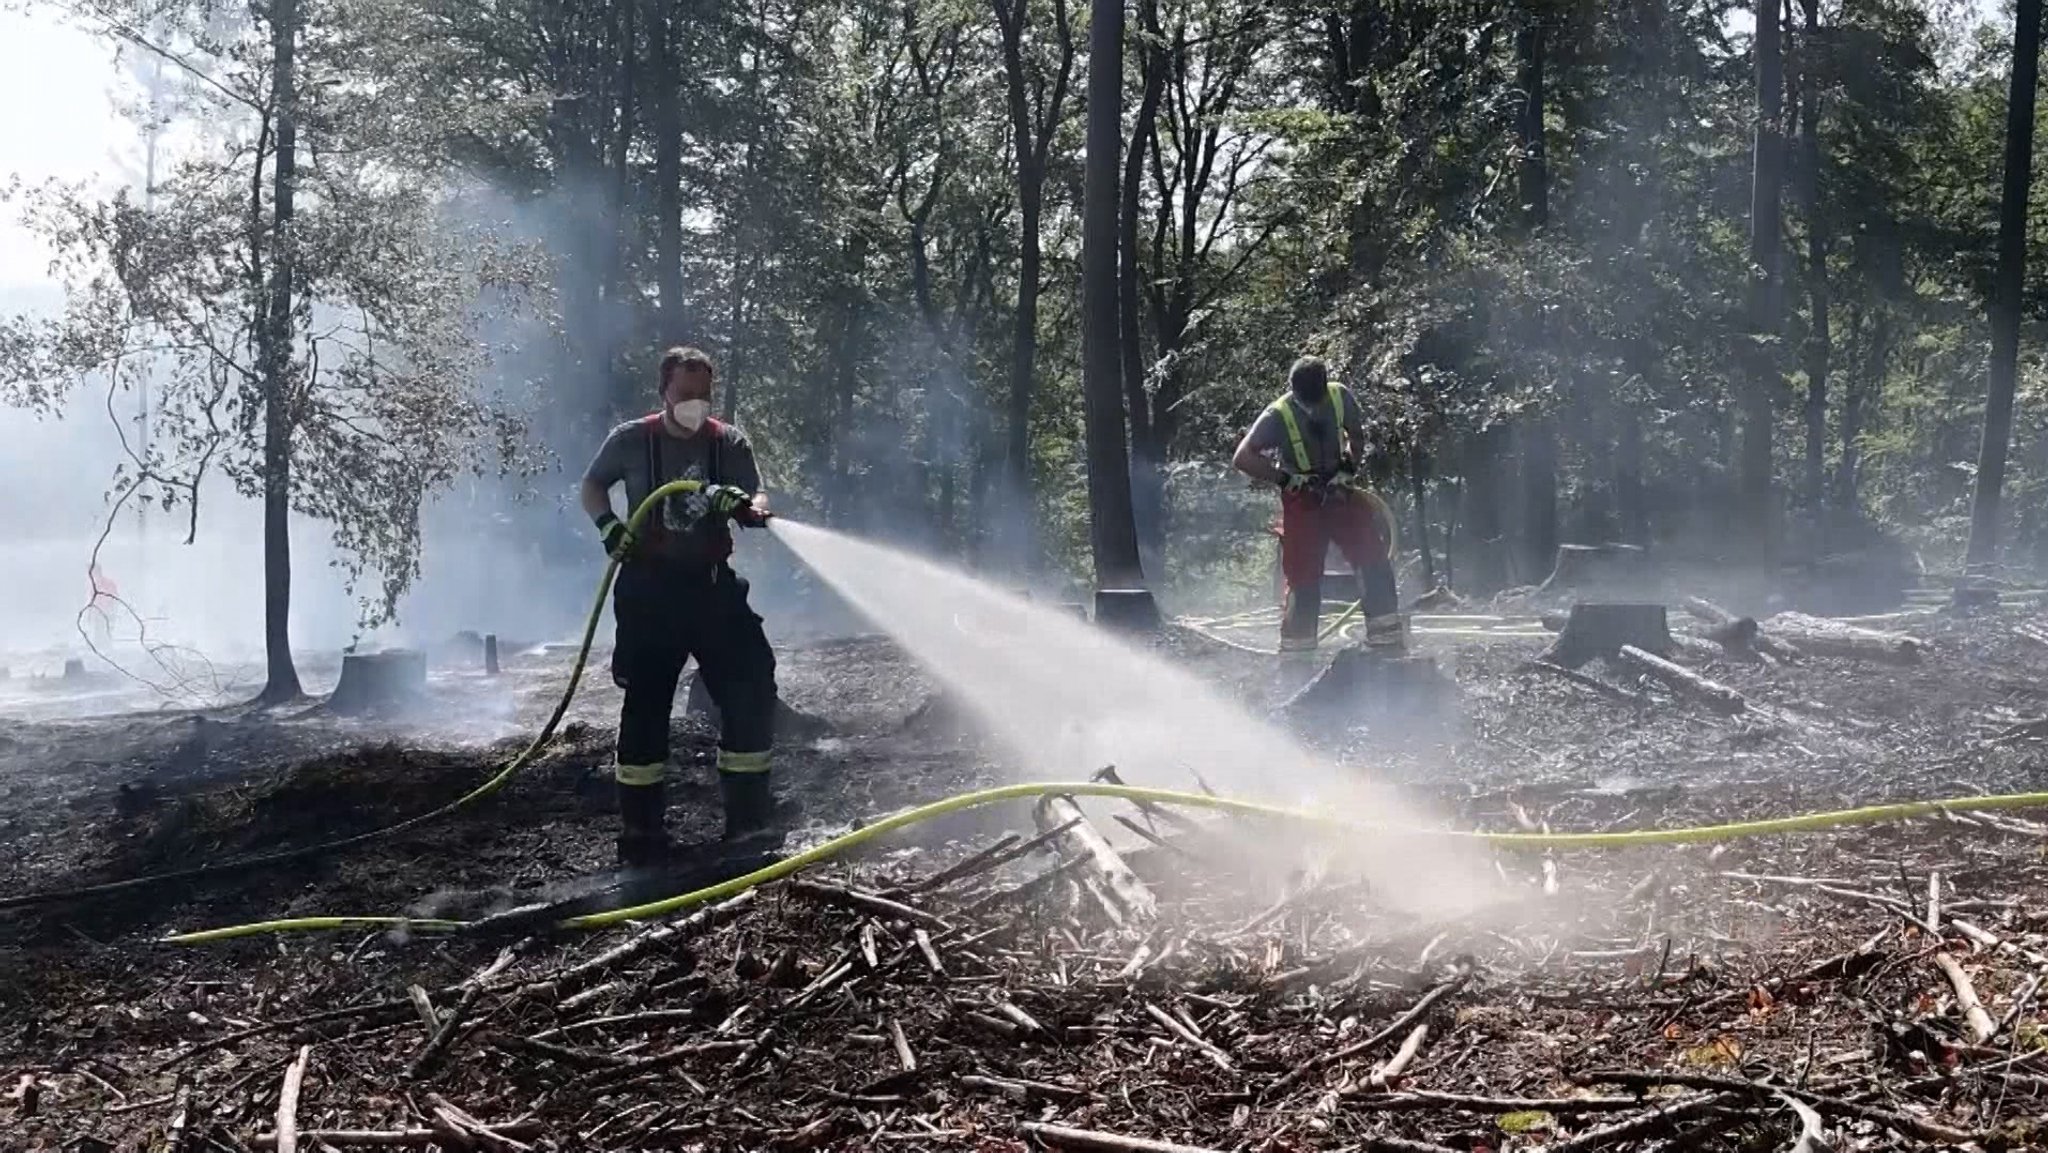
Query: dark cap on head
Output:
[[1288, 355, 1330, 400]]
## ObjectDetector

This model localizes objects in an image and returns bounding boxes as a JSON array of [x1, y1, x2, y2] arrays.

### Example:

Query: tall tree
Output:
[[1796, 0, 1830, 517], [1121, 0, 1166, 576], [258, 0, 303, 701], [1082, 0, 1144, 587], [990, 0, 1076, 556], [648, 0, 686, 338], [1516, 3, 1557, 577], [1740, 0, 1787, 556], [1964, 0, 2043, 571]]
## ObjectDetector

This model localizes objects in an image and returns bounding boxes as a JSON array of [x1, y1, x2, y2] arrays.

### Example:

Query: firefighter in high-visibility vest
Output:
[[1230, 355, 1406, 652]]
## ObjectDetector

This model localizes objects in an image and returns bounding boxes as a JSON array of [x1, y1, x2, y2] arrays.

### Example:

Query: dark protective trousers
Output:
[[1278, 488, 1399, 643], [610, 560, 777, 844]]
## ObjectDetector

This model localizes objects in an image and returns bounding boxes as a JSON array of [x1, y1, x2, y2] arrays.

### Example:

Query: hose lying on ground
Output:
[[163, 779, 2048, 944], [0, 481, 713, 913]]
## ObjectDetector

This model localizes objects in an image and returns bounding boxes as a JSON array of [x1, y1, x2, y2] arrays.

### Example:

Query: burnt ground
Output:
[[5, 598, 2048, 1151]]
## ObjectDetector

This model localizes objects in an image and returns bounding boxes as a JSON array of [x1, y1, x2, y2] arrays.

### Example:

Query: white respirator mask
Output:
[[669, 399, 711, 432]]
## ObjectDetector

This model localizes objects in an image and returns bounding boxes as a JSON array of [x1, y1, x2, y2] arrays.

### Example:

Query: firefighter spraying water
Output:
[[578, 346, 782, 868]]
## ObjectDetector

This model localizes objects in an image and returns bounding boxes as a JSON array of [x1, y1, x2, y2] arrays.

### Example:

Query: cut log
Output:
[[1034, 794, 1156, 922], [1541, 603, 1672, 669], [1682, 597, 1802, 663], [1763, 611, 1924, 664], [327, 650, 426, 716], [63, 658, 87, 680], [1612, 645, 1746, 715], [1094, 587, 1162, 633]]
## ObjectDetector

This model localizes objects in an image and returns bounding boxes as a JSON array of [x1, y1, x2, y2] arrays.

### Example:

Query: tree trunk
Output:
[[993, 0, 1073, 565], [1122, 3, 1166, 577], [1965, 0, 2043, 571], [1463, 426, 1512, 591], [825, 234, 869, 525], [1516, 11, 1548, 227], [1081, 0, 1144, 588], [257, 0, 302, 704], [648, 0, 685, 338], [1797, 0, 1829, 516], [1740, 0, 1787, 558], [1516, 10, 1556, 576], [1409, 446, 1436, 590], [1521, 418, 1559, 576], [1616, 407, 1648, 546]]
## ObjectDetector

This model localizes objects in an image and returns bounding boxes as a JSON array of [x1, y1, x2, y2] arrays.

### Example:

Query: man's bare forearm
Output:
[[1232, 437, 1286, 486]]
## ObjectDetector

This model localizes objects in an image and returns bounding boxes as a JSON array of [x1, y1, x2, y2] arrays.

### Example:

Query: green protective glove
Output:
[[596, 512, 636, 561], [706, 484, 752, 518]]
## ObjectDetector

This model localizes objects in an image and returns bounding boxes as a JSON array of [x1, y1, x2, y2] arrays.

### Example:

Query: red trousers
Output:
[[1277, 489, 1398, 640]]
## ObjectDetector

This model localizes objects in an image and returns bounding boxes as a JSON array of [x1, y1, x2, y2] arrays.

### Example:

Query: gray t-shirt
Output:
[[583, 414, 762, 566], [1246, 385, 1362, 474]]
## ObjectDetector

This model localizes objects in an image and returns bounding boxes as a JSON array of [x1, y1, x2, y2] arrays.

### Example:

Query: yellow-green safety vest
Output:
[[1267, 385, 1345, 473]]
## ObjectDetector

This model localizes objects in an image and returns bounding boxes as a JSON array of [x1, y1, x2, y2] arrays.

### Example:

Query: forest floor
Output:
[[5, 587, 2048, 1152]]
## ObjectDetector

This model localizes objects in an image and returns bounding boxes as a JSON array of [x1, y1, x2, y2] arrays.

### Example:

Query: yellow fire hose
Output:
[[0, 481, 713, 913], [164, 779, 2048, 944]]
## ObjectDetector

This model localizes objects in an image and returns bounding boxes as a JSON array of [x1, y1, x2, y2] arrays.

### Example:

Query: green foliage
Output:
[[15, 0, 2048, 604]]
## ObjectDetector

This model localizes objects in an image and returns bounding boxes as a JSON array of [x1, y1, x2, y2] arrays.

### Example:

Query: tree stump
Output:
[[328, 650, 427, 715], [484, 634, 501, 676], [63, 658, 86, 680], [1541, 603, 1673, 669], [1541, 543, 1648, 590], [1277, 649, 1458, 721], [1094, 588, 1161, 633], [683, 670, 832, 741]]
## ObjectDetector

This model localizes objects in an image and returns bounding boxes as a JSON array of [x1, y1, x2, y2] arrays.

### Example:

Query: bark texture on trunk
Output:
[[1740, 0, 1787, 558], [1965, 0, 2043, 570], [258, 0, 302, 704], [1797, 0, 1830, 516], [649, 0, 685, 338], [1081, 0, 1144, 587], [1122, 4, 1166, 576]]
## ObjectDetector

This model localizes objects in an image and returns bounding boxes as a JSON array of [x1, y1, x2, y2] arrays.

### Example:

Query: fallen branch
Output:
[[789, 879, 950, 929], [1365, 1022, 1428, 1089], [1034, 794, 1157, 922], [426, 1092, 531, 1153], [905, 832, 1025, 892], [1521, 659, 1645, 707], [1765, 611, 1924, 664], [1574, 1068, 1982, 1145], [1778, 1092, 1827, 1153], [275, 1046, 311, 1153], [1935, 951, 1997, 1043], [404, 982, 480, 1081], [1683, 597, 1801, 663], [522, 890, 757, 1001], [1019, 1121, 1227, 1153], [252, 1125, 545, 1149], [1265, 973, 1467, 1098], [1613, 646, 1746, 715], [1145, 1002, 1232, 1070], [1538, 1093, 1731, 1153]]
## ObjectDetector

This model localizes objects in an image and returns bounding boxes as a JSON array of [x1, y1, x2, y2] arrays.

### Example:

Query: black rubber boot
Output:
[[616, 780, 673, 867], [718, 770, 783, 849]]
